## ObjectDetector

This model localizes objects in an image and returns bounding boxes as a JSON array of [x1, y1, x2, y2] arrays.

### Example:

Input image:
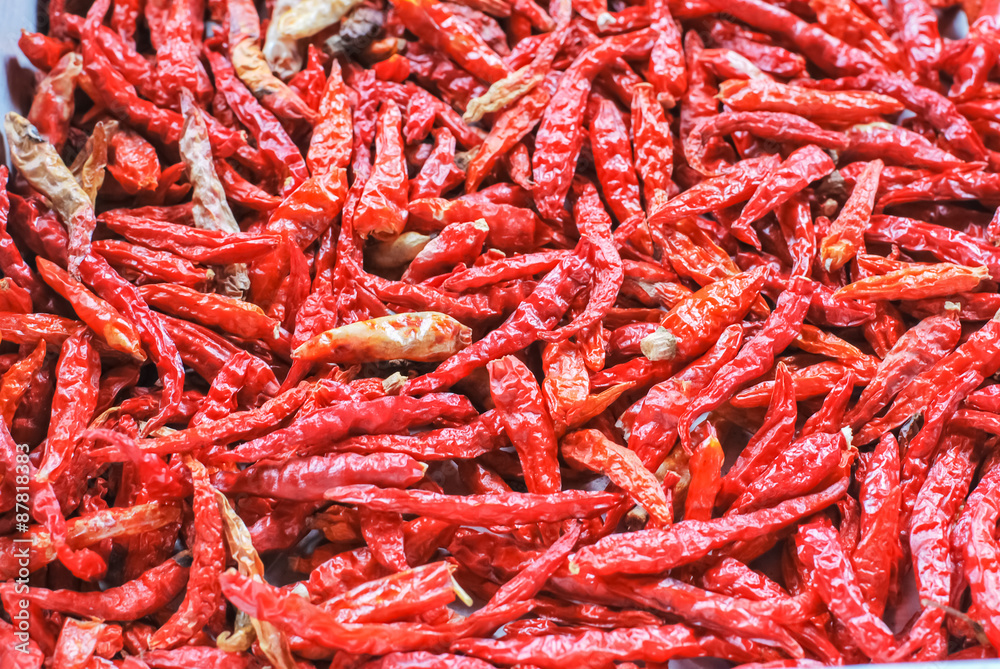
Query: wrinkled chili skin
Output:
[[11, 0, 1000, 666]]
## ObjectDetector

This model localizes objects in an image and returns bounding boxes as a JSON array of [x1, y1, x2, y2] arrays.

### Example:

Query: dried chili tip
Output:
[[292, 312, 473, 364], [640, 326, 678, 362]]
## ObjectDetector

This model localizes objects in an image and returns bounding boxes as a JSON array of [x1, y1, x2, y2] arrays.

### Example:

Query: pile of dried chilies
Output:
[[3, 0, 1000, 665]]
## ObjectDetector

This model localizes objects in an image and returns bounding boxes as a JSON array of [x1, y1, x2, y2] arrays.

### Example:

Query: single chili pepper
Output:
[[147, 458, 225, 649], [357, 508, 409, 572], [18, 30, 74, 71], [5, 113, 97, 274], [325, 485, 622, 525], [720, 79, 903, 122], [217, 453, 426, 500], [441, 251, 567, 292], [639, 268, 764, 365], [177, 86, 241, 235], [0, 312, 86, 346], [307, 60, 352, 176], [563, 429, 672, 526], [314, 561, 460, 626], [898, 432, 976, 660], [358, 651, 495, 669], [630, 82, 674, 209], [138, 283, 279, 342], [844, 125, 966, 172], [139, 647, 256, 669], [676, 275, 814, 452], [0, 341, 45, 428], [572, 480, 848, 575], [2, 556, 189, 620], [589, 98, 642, 223], [107, 129, 161, 195], [154, 0, 213, 105], [648, 155, 780, 226], [213, 159, 282, 212], [646, 0, 685, 100], [355, 101, 408, 240], [409, 129, 465, 201], [836, 263, 989, 301], [294, 312, 471, 364], [888, 0, 941, 85], [818, 160, 882, 272], [454, 624, 708, 668], [34, 332, 100, 485], [794, 324, 878, 378], [225, 393, 478, 461], [36, 258, 143, 359], [682, 422, 723, 522], [961, 461, 1000, 650], [27, 51, 81, 152], [486, 355, 561, 494], [794, 517, 897, 661]]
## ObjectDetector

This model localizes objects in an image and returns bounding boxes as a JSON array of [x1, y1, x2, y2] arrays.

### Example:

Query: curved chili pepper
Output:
[[794, 517, 898, 661], [676, 275, 814, 451], [226, 393, 478, 461], [573, 480, 848, 575], [648, 155, 780, 226], [1, 557, 189, 620], [701, 0, 884, 75], [36, 258, 143, 359]]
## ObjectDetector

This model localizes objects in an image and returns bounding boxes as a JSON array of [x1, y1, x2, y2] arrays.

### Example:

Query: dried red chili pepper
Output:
[[12, 0, 1000, 664], [676, 275, 814, 451], [794, 517, 897, 661]]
